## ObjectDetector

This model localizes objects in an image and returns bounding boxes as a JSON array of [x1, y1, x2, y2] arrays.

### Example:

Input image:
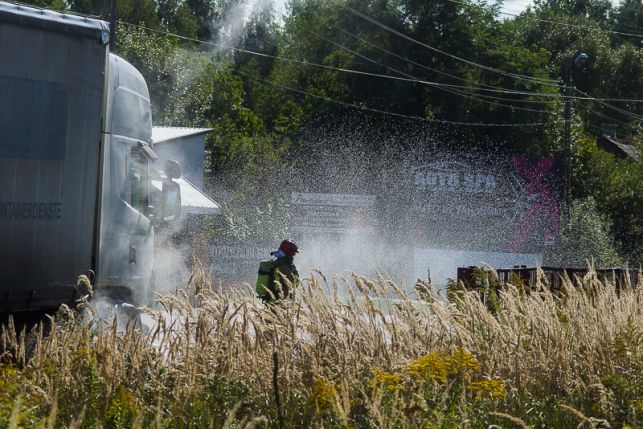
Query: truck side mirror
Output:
[[165, 159, 181, 179], [161, 180, 181, 221]]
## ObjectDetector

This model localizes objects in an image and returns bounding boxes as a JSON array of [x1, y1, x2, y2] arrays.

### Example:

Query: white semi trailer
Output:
[[0, 1, 182, 312]]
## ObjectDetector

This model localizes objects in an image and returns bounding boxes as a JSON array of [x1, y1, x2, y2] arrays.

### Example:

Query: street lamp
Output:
[[562, 52, 589, 210]]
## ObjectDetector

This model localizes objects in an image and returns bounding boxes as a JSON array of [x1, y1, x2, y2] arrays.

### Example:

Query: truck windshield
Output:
[[130, 150, 148, 214]]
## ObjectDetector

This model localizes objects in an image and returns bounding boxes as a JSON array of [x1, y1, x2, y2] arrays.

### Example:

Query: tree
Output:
[[612, 0, 642, 44], [67, 0, 160, 28], [157, 0, 200, 38], [547, 197, 622, 267], [269, 0, 560, 155], [573, 136, 643, 265], [509, 0, 643, 136]]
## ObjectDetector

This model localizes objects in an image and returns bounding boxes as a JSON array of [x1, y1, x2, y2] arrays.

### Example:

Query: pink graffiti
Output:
[[506, 157, 560, 252]]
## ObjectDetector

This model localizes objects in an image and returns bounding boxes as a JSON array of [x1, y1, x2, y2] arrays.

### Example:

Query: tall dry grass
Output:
[[0, 265, 641, 428]]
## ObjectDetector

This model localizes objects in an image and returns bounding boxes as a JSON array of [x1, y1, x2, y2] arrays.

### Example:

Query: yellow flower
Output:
[[468, 379, 505, 400], [369, 368, 404, 391], [445, 348, 481, 375], [312, 378, 336, 412], [106, 385, 141, 417], [405, 352, 448, 383], [0, 365, 20, 398]]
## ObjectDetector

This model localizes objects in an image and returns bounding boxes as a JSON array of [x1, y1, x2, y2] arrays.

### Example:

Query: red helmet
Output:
[[278, 239, 299, 257]]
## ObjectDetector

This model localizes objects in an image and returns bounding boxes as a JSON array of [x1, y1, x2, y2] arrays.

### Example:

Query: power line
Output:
[[328, 22, 550, 93], [120, 21, 643, 105], [509, 13, 643, 38], [497, 1, 643, 24], [119, 21, 552, 126], [578, 89, 643, 121], [575, 87, 643, 122], [583, 98, 643, 103], [334, 6, 643, 118], [120, 20, 557, 98], [588, 109, 642, 129], [611, 1, 643, 13], [340, 3, 561, 87], [317, 30, 553, 113], [118, 20, 643, 128], [609, 21, 643, 34], [235, 69, 550, 127], [327, 21, 565, 108]]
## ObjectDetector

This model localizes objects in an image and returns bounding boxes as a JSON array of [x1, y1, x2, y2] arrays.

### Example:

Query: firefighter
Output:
[[257, 239, 300, 302]]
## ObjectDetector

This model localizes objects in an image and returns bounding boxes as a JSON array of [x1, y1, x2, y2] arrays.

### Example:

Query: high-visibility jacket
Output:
[[257, 256, 299, 301]]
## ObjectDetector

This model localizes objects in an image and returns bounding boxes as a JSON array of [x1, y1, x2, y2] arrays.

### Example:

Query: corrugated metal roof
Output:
[[598, 134, 641, 162], [152, 176, 221, 216], [152, 126, 213, 144], [0, 1, 109, 41], [176, 177, 221, 215]]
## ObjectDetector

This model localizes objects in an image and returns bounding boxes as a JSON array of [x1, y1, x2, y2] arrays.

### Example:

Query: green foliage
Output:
[[22, 0, 66, 10], [104, 386, 139, 429], [448, 268, 502, 314], [1, 273, 643, 427], [215, 197, 292, 241], [69, 346, 102, 427], [115, 25, 213, 125], [547, 197, 623, 267], [573, 137, 643, 264], [164, 376, 257, 428], [68, 0, 161, 29], [0, 366, 43, 428], [276, 0, 560, 152], [581, 318, 643, 426], [157, 0, 200, 38], [0, 366, 21, 426]]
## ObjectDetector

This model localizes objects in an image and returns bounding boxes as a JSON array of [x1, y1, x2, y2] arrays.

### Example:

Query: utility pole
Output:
[[562, 53, 588, 212], [563, 59, 572, 211], [109, 0, 117, 51]]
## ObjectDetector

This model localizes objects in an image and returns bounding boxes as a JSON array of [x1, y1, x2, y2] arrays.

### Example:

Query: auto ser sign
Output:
[[408, 156, 562, 252], [411, 160, 525, 219], [414, 163, 497, 194]]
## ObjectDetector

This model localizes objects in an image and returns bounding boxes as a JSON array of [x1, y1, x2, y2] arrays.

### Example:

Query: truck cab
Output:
[[97, 54, 174, 305]]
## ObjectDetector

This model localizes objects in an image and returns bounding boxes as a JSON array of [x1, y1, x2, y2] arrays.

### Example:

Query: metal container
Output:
[[0, 1, 109, 311]]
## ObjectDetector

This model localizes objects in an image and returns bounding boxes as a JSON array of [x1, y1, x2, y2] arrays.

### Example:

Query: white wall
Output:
[[153, 135, 205, 189]]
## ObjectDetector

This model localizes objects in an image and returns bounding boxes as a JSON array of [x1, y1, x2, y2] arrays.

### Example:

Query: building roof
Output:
[[152, 126, 213, 145], [152, 176, 221, 216], [598, 134, 640, 162], [176, 177, 221, 215]]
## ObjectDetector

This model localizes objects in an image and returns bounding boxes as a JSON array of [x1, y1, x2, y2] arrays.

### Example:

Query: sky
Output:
[[501, 0, 537, 16]]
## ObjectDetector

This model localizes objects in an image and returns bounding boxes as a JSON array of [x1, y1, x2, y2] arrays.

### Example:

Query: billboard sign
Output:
[[407, 156, 562, 252], [211, 244, 273, 281], [291, 192, 376, 235], [412, 160, 526, 220]]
